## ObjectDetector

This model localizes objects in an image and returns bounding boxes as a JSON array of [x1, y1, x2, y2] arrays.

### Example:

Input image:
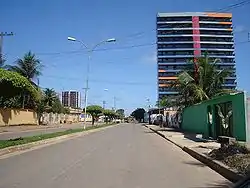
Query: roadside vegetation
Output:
[[0, 51, 125, 125], [208, 142, 250, 175], [156, 53, 238, 109], [0, 122, 118, 149]]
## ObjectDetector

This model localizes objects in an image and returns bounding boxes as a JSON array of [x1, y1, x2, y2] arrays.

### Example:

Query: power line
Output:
[[42, 75, 155, 85], [36, 42, 156, 57], [113, 0, 250, 42], [36, 0, 250, 57], [34, 1, 250, 57], [4, 1, 248, 61]]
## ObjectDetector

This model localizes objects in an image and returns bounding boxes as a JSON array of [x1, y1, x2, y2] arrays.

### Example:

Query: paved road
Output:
[[0, 123, 232, 188], [0, 123, 91, 140]]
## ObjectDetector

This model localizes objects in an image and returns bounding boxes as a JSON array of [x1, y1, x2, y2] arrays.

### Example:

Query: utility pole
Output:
[[102, 100, 106, 109], [146, 98, 151, 111], [0, 32, 13, 65], [248, 32, 250, 42], [83, 87, 90, 129], [113, 96, 116, 111]]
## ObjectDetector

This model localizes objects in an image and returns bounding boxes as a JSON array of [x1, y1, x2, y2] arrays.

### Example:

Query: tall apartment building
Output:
[[157, 12, 237, 100], [62, 91, 80, 108]]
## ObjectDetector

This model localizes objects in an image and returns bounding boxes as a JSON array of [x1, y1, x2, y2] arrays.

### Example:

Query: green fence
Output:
[[181, 92, 247, 141]]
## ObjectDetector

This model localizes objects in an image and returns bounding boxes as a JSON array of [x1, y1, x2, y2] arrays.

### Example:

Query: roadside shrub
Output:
[[208, 142, 249, 160], [224, 154, 250, 175]]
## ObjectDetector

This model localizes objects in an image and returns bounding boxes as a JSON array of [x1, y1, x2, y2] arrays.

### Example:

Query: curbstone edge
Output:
[[183, 146, 244, 182]]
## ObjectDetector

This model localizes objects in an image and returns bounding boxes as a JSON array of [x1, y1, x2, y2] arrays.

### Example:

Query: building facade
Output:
[[157, 12, 236, 100], [62, 91, 80, 108]]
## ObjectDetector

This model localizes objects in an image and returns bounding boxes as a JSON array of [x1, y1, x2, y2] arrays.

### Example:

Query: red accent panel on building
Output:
[[192, 16, 200, 82], [192, 16, 201, 57]]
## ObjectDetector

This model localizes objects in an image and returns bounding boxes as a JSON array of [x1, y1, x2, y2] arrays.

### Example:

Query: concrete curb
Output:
[[183, 147, 244, 182], [143, 124, 243, 182], [143, 124, 184, 149], [0, 124, 118, 159]]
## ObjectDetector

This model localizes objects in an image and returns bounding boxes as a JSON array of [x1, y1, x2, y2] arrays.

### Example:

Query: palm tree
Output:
[[8, 51, 42, 84], [156, 97, 172, 109], [173, 54, 235, 107], [43, 88, 57, 107]]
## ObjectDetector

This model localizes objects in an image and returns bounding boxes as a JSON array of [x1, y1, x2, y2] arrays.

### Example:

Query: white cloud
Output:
[[142, 52, 157, 64], [234, 25, 245, 33]]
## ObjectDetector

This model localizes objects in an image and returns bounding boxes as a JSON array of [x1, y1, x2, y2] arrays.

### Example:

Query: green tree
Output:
[[116, 109, 125, 119], [173, 54, 235, 107], [86, 105, 103, 125], [43, 88, 57, 107], [0, 69, 39, 108], [155, 96, 174, 109], [7, 51, 42, 84], [103, 109, 117, 123], [131, 108, 145, 122], [36, 89, 69, 124]]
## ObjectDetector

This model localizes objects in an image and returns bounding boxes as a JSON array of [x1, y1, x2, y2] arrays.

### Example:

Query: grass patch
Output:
[[0, 123, 117, 149]]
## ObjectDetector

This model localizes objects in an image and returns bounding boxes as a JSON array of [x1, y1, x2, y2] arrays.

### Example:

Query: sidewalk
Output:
[[145, 124, 243, 182], [146, 124, 220, 154]]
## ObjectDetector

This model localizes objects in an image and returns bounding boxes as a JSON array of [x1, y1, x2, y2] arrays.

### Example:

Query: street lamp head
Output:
[[104, 89, 109, 91], [106, 38, 116, 42], [68, 36, 77, 41]]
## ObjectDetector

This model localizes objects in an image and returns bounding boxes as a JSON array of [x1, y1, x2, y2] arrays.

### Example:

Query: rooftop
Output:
[[157, 12, 232, 17]]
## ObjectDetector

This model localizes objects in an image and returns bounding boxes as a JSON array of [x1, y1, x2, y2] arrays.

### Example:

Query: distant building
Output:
[[62, 91, 80, 108], [157, 12, 237, 100]]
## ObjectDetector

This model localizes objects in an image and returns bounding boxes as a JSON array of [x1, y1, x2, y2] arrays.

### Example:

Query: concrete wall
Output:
[[0, 108, 38, 126], [41, 113, 92, 125], [0, 108, 93, 126], [182, 92, 247, 141]]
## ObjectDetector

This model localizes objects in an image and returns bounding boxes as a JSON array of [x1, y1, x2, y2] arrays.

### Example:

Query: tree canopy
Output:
[[0, 69, 39, 101], [116, 109, 125, 119], [86, 105, 103, 125], [7, 51, 42, 84], [103, 109, 117, 123], [131, 108, 145, 122], [172, 54, 236, 107]]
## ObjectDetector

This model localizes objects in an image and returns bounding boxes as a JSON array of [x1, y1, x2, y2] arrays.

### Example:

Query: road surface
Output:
[[0, 123, 232, 188], [0, 123, 90, 140]]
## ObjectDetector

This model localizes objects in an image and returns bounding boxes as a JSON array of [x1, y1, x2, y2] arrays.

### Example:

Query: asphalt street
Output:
[[0, 123, 232, 188]]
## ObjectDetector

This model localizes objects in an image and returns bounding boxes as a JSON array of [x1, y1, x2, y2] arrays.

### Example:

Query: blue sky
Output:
[[1, 0, 250, 115]]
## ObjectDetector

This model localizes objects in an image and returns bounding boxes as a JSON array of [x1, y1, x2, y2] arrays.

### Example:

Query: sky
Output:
[[1, 0, 250, 115]]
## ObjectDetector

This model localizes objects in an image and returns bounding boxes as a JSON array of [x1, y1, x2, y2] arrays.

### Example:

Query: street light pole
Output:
[[67, 37, 115, 129]]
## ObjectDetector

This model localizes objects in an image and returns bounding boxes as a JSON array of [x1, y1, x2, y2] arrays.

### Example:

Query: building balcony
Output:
[[157, 21, 192, 24], [158, 48, 234, 51], [215, 62, 235, 65], [157, 41, 234, 44], [222, 83, 237, 87], [158, 91, 179, 94], [157, 27, 233, 31], [158, 34, 233, 38], [158, 55, 235, 58], [158, 62, 188, 65], [158, 69, 182, 72]]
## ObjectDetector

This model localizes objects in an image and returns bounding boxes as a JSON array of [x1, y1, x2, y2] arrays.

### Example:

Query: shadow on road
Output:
[[182, 161, 206, 167], [190, 180, 233, 188], [144, 130, 155, 134]]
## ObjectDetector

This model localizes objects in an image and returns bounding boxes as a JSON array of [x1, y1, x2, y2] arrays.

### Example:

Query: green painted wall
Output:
[[182, 92, 247, 141]]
